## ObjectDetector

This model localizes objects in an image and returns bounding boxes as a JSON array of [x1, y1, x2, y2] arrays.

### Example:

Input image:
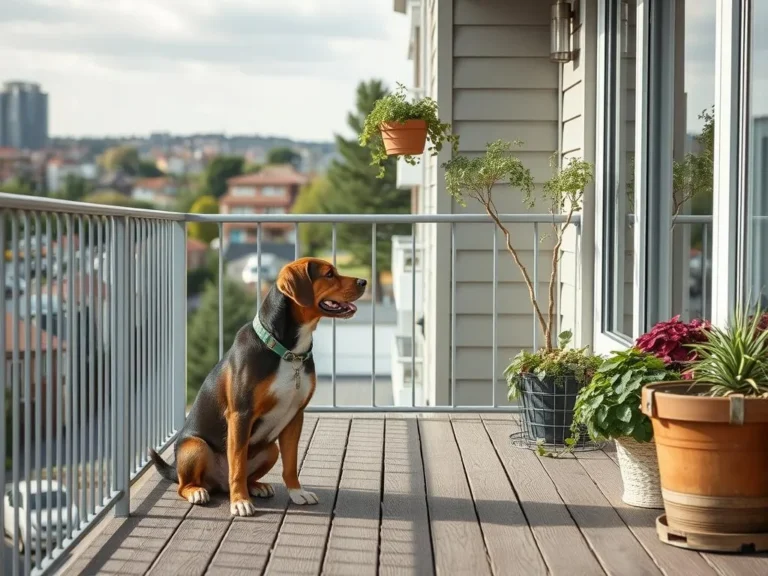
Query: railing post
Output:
[[114, 217, 131, 517], [172, 220, 187, 432]]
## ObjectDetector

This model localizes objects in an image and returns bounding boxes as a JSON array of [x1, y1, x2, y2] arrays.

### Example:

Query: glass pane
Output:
[[670, 0, 715, 322], [606, 0, 637, 337], [748, 0, 768, 306]]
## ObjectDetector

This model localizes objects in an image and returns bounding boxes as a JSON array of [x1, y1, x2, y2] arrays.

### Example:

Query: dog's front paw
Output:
[[230, 498, 257, 517], [249, 482, 275, 499], [289, 488, 319, 505]]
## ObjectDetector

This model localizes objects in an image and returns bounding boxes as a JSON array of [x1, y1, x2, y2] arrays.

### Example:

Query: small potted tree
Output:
[[572, 348, 680, 508], [360, 83, 459, 178], [641, 306, 768, 540], [444, 140, 599, 446]]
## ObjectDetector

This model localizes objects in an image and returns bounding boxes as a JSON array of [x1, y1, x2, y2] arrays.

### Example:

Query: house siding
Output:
[[449, 0, 559, 406]]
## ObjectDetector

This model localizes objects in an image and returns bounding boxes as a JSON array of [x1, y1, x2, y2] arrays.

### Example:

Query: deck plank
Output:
[[484, 420, 605, 576], [419, 419, 492, 576], [574, 450, 718, 576], [263, 418, 350, 576], [378, 418, 434, 576], [452, 420, 547, 576], [205, 416, 319, 576], [321, 418, 384, 576], [537, 451, 662, 575]]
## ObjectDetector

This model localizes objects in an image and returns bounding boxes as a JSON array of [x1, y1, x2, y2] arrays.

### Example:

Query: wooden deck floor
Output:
[[59, 414, 768, 576]]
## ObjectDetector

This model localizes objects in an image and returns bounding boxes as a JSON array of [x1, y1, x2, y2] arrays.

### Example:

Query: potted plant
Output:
[[641, 305, 768, 538], [444, 140, 597, 446], [634, 315, 710, 375], [572, 349, 680, 508], [360, 83, 459, 178]]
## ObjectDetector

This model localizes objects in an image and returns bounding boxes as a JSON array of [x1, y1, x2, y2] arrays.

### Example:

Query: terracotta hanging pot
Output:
[[641, 382, 768, 536], [379, 119, 428, 156]]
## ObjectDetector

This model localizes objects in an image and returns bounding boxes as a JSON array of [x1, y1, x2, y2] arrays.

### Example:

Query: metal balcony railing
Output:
[[0, 192, 716, 575]]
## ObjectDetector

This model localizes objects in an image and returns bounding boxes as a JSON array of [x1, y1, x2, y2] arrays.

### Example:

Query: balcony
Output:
[[0, 194, 765, 575]]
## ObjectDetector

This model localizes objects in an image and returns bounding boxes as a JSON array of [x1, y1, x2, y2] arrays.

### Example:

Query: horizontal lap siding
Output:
[[453, 0, 558, 405]]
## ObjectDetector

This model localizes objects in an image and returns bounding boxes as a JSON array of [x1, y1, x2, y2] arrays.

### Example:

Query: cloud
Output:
[[0, 0, 413, 138]]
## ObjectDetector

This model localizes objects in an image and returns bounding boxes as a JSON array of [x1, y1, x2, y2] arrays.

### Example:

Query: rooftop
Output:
[[226, 164, 308, 187]]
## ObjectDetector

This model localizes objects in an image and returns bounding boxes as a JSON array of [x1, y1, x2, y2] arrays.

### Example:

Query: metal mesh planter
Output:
[[510, 372, 603, 451]]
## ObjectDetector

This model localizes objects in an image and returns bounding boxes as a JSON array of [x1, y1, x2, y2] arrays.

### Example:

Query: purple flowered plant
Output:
[[635, 315, 710, 375]]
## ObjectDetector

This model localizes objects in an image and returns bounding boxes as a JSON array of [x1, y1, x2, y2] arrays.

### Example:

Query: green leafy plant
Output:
[[686, 303, 768, 398], [504, 331, 603, 400], [572, 349, 680, 443], [360, 83, 459, 178], [444, 142, 593, 351]]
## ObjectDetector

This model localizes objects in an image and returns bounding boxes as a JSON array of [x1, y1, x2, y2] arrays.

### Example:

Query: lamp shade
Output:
[[550, 1, 572, 63]]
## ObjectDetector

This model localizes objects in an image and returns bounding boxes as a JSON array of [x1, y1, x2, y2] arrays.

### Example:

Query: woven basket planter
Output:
[[614, 437, 664, 509]]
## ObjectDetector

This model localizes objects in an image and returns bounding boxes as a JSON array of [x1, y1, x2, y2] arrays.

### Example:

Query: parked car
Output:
[[241, 253, 281, 285], [3, 481, 79, 552]]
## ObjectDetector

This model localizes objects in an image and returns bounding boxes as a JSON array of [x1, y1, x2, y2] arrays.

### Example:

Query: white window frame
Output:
[[231, 186, 255, 197], [261, 186, 284, 197]]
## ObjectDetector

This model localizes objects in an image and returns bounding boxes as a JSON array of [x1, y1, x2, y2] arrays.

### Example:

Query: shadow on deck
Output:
[[59, 414, 768, 576]]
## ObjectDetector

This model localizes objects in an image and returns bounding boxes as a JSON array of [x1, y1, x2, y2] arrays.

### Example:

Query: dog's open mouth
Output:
[[319, 300, 358, 317]]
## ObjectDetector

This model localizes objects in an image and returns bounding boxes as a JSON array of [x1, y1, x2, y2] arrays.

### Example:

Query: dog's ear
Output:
[[276, 260, 315, 307]]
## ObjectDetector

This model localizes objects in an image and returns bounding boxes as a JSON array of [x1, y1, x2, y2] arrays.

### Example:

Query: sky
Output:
[[0, 0, 413, 141]]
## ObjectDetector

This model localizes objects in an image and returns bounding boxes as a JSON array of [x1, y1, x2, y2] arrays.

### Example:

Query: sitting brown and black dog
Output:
[[150, 257, 366, 516]]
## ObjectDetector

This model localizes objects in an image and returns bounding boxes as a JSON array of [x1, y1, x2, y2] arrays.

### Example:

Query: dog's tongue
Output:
[[343, 302, 357, 313]]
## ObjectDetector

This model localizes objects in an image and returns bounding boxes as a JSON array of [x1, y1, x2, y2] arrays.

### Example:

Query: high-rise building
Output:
[[0, 81, 49, 150]]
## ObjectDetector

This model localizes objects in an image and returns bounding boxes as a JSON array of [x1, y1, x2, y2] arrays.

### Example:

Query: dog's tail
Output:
[[149, 448, 178, 484]]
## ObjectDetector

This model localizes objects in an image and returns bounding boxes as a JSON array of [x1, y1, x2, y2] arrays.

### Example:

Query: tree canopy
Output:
[[292, 176, 333, 256], [203, 155, 245, 198], [188, 194, 220, 244], [101, 146, 141, 175], [322, 79, 410, 282], [267, 147, 302, 169]]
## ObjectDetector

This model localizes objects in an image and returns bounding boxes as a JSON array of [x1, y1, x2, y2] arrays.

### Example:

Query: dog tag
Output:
[[294, 367, 302, 390]]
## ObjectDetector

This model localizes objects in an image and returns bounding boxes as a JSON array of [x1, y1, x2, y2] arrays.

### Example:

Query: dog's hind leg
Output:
[[247, 442, 279, 498], [176, 436, 213, 505]]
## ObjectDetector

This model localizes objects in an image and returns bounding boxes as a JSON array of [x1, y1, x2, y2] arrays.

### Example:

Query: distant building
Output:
[[0, 147, 32, 184], [0, 81, 48, 151], [131, 176, 178, 208], [46, 158, 97, 193], [219, 164, 307, 244]]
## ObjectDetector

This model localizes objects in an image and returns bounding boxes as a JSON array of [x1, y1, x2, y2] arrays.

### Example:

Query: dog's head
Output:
[[276, 257, 366, 320]]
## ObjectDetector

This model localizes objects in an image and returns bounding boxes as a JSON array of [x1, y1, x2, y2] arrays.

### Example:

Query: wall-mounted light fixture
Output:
[[550, 1, 576, 63], [621, 1, 630, 55]]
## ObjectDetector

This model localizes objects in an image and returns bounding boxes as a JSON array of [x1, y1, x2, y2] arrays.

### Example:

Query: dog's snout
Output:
[[356, 278, 367, 289]]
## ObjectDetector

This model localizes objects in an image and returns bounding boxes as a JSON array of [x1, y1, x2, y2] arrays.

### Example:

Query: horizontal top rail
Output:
[[0, 192, 186, 221], [187, 213, 582, 224], [0, 193, 584, 224]]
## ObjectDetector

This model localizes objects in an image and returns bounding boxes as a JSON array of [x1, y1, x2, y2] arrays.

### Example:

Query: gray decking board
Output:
[[58, 414, 768, 576]]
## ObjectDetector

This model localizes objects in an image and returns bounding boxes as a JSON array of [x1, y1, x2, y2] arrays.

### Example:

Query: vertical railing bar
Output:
[[108, 217, 115, 497], [161, 222, 167, 442], [0, 212, 5, 573], [371, 223, 376, 407], [256, 225, 262, 313], [702, 224, 709, 319], [533, 223, 539, 350], [96, 216, 104, 509], [492, 226, 498, 408], [34, 212, 44, 567], [88, 215, 96, 517], [295, 223, 300, 259], [23, 211, 32, 572], [78, 214, 87, 516], [11, 211, 21, 575], [137, 220, 144, 466], [172, 220, 187, 434], [54, 214, 64, 549], [218, 222, 223, 359], [130, 219, 138, 474], [65, 213, 74, 538], [331, 224, 337, 408], [155, 221, 161, 445], [142, 219, 149, 467], [411, 228, 416, 408], [115, 216, 130, 516], [451, 222, 456, 408], [574, 224, 580, 336]]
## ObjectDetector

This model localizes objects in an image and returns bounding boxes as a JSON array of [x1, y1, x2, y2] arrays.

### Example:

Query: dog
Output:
[[150, 257, 366, 517]]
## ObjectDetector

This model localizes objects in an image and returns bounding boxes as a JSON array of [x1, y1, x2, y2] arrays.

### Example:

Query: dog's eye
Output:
[[325, 270, 334, 278]]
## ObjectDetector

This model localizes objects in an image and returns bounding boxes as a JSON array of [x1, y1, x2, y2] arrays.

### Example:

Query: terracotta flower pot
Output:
[[379, 119, 428, 156], [641, 381, 768, 534]]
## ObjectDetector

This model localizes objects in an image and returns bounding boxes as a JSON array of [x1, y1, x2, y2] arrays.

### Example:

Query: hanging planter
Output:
[[379, 119, 428, 156], [360, 83, 458, 178]]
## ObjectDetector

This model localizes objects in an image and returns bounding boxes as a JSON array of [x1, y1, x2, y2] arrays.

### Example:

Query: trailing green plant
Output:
[[572, 348, 681, 443], [444, 142, 594, 351], [504, 331, 603, 400], [360, 83, 459, 178], [685, 303, 768, 398]]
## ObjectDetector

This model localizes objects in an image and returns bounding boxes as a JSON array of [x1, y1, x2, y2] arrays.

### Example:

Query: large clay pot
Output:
[[379, 119, 428, 156], [641, 381, 768, 534]]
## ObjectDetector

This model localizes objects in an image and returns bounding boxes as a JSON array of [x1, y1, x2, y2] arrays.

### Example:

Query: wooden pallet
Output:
[[657, 514, 768, 553]]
